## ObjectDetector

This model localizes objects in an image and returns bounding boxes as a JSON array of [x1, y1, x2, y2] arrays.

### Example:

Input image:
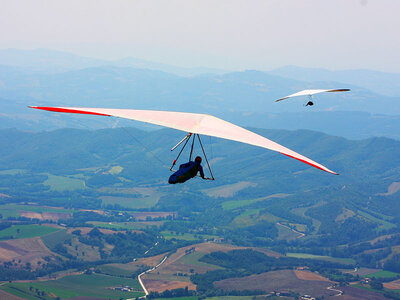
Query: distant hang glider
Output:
[[275, 89, 350, 103], [29, 106, 338, 175]]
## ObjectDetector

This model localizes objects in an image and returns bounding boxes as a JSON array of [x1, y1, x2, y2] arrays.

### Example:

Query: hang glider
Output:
[[29, 106, 338, 175], [275, 89, 350, 102]]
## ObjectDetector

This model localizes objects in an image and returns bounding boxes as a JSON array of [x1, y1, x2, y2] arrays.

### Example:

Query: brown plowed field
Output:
[[215, 269, 334, 298], [0, 237, 55, 268], [339, 286, 387, 299], [0, 289, 26, 300], [142, 279, 196, 293], [295, 270, 331, 281], [158, 242, 244, 270], [19, 211, 71, 221], [384, 279, 400, 289], [79, 209, 105, 215], [250, 247, 282, 258], [141, 243, 288, 295], [342, 267, 381, 276], [137, 253, 167, 267]]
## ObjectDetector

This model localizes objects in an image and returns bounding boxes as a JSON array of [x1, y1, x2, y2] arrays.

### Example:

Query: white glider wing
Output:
[[276, 89, 350, 102], [30, 106, 338, 175]]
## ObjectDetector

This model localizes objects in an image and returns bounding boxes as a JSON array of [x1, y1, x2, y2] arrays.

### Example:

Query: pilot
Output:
[[168, 156, 206, 184]]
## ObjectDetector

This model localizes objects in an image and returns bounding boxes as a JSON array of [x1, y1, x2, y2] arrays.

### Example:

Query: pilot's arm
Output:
[[198, 165, 205, 179]]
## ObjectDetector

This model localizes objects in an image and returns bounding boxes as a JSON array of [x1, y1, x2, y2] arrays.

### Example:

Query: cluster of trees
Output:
[[0, 266, 35, 281], [384, 254, 400, 273], [147, 287, 196, 299]]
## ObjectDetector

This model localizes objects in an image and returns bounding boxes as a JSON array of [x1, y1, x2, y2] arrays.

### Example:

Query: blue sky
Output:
[[1, 0, 399, 72]]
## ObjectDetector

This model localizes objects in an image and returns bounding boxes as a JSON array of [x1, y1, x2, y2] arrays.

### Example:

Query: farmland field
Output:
[[363, 270, 399, 278], [341, 285, 388, 299], [1, 273, 144, 299], [41, 229, 69, 249], [0, 204, 73, 219], [154, 297, 198, 300], [43, 174, 85, 191], [88, 220, 164, 230], [161, 231, 218, 241], [276, 223, 303, 240], [342, 267, 381, 276], [0, 237, 55, 268], [222, 193, 289, 210], [358, 210, 396, 231], [178, 251, 223, 269], [206, 297, 284, 300], [214, 269, 333, 297], [100, 195, 159, 209], [97, 263, 142, 277], [0, 224, 61, 240], [231, 208, 261, 227], [286, 252, 355, 264]]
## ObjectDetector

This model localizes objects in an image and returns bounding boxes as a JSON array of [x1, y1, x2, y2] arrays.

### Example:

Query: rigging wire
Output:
[[103, 117, 216, 179], [116, 121, 170, 170], [197, 134, 215, 180]]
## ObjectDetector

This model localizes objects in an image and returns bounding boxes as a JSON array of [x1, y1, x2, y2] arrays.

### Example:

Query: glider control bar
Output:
[[171, 133, 192, 151]]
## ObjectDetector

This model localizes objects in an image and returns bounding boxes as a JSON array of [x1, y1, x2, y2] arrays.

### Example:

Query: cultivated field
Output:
[[44, 174, 85, 191], [214, 269, 333, 298], [1, 273, 144, 299], [161, 231, 218, 241], [202, 181, 257, 198], [286, 253, 355, 265], [0, 224, 61, 240], [142, 279, 196, 293], [0, 288, 29, 300], [141, 243, 247, 293], [99, 186, 163, 209], [363, 270, 399, 279], [342, 267, 381, 276], [0, 237, 56, 268], [384, 278, 400, 289], [340, 285, 387, 300], [97, 263, 142, 277], [19, 211, 71, 221], [295, 270, 331, 281], [88, 220, 164, 230], [0, 204, 74, 219], [222, 193, 289, 210], [276, 223, 304, 240]]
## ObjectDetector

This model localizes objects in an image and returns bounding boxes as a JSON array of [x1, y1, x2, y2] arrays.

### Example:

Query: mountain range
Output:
[[0, 48, 400, 141]]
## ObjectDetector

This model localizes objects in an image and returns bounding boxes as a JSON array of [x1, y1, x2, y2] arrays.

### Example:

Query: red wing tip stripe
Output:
[[281, 153, 339, 175], [327, 89, 350, 92], [30, 106, 111, 116]]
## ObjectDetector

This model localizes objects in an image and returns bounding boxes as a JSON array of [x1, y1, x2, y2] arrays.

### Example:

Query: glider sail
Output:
[[30, 106, 338, 175], [276, 89, 350, 102]]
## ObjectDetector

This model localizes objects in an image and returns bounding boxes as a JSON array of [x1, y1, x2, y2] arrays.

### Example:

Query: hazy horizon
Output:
[[1, 0, 399, 72]]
